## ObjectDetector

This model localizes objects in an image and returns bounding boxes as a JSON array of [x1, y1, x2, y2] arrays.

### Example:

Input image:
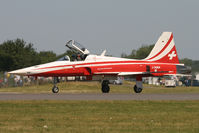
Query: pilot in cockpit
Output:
[[65, 40, 90, 61]]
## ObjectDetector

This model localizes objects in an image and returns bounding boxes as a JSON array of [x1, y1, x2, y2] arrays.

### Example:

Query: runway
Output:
[[0, 93, 199, 100]]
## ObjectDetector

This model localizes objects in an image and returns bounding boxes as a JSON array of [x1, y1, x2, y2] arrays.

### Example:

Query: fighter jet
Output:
[[9, 32, 191, 93]]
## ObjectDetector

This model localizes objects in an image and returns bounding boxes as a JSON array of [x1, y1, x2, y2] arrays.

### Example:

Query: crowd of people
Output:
[[0, 72, 54, 87]]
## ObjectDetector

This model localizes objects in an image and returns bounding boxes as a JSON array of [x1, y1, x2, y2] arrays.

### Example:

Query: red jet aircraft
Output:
[[9, 32, 191, 93]]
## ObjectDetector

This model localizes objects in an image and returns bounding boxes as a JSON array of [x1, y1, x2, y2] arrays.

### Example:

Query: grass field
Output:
[[0, 81, 199, 94], [0, 82, 199, 133], [0, 100, 199, 133]]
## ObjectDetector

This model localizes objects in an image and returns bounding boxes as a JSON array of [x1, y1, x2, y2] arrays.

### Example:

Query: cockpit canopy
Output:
[[65, 40, 90, 61], [66, 40, 90, 55]]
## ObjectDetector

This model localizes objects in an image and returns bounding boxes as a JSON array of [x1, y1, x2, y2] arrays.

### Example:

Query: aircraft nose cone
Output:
[[8, 67, 36, 76], [9, 69, 27, 75]]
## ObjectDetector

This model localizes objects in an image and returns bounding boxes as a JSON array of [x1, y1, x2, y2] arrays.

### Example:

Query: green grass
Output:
[[0, 100, 199, 133], [0, 81, 199, 94]]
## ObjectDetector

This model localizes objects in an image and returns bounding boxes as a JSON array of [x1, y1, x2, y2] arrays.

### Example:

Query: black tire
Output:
[[52, 86, 59, 93], [101, 85, 110, 93], [134, 85, 142, 93], [101, 80, 110, 93]]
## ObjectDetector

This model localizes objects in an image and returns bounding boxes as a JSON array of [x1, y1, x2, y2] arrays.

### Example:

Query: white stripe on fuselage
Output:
[[32, 61, 180, 74]]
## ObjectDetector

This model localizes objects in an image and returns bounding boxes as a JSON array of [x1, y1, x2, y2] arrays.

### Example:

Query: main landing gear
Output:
[[101, 80, 110, 93], [133, 76, 143, 93], [134, 84, 142, 93], [101, 78, 143, 93], [52, 77, 59, 93]]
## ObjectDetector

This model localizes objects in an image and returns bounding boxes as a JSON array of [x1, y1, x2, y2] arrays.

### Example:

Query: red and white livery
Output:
[[9, 32, 191, 93]]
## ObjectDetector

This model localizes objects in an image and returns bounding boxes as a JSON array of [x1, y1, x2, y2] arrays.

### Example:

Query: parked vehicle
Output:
[[165, 79, 176, 87], [109, 77, 123, 85]]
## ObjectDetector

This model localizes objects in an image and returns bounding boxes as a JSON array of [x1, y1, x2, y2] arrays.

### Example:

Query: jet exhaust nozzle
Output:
[[176, 65, 191, 74]]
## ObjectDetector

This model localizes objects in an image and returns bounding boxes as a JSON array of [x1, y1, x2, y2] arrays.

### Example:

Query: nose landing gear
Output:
[[52, 77, 59, 93], [52, 85, 59, 93]]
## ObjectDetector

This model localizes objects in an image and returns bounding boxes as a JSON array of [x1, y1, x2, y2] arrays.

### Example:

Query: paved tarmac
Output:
[[0, 93, 199, 101]]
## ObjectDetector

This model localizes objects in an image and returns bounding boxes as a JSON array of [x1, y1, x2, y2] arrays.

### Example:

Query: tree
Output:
[[0, 39, 40, 71], [180, 58, 192, 66], [39, 51, 57, 64], [122, 44, 154, 59], [0, 52, 13, 71], [56, 50, 76, 60]]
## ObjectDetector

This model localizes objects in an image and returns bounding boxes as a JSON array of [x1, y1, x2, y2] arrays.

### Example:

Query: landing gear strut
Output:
[[52, 77, 59, 93], [133, 76, 143, 93], [101, 80, 110, 93]]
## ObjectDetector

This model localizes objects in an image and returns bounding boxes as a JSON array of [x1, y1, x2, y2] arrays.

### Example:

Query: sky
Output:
[[0, 0, 199, 60]]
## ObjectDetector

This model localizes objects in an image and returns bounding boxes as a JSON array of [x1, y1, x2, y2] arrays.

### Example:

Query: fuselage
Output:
[[10, 32, 192, 80], [9, 54, 179, 79]]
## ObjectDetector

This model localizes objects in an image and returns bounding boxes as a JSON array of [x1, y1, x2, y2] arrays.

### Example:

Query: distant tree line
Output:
[[121, 44, 155, 59], [0, 39, 57, 71], [0, 39, 198, 73]]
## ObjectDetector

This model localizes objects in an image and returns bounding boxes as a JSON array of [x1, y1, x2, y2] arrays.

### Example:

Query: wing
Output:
[[93, 71, 172, 76], [118, 72, 146, 76], [93, 72, 147, 76]]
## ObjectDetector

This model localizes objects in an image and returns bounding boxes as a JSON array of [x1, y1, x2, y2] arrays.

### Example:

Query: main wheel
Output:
[[52, 86, 59, 93], [101, 80, 110, 93], [134, 85, 142, 93], [102, 85, 110, 93]]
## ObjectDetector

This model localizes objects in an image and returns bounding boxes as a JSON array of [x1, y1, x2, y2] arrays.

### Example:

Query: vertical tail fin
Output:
[[145, 32, 179, 64]]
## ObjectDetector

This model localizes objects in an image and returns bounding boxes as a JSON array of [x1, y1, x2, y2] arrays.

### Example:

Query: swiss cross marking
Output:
[[168, 51, 176, 60]]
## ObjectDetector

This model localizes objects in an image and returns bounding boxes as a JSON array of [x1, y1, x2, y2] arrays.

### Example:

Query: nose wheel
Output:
[[52, 85, 59, 93], [52, 77, 59, 93]]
